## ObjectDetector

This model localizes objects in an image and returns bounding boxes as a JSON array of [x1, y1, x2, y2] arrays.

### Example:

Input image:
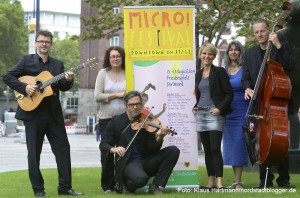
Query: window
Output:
[[53, 31, 59, 37], [49, 14, 54, 25], [24, 13, 33, 24], [63, 15, 69, 26], [225, 22, 231, 32], [109, 36, 120, 46], [113, 7, 120, 14], [219, 51, 225, 68], [24, 14, 28, 23], [66, 97, 78, 110]]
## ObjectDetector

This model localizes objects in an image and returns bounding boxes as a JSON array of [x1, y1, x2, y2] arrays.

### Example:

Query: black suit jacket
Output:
[[194, 65, 233, 116], [242, 43, 293, 113], [3, 54, 73, 121], [100, 112, 163, 184], [278, 26, 300, 113], [242, 43, 292, 91]]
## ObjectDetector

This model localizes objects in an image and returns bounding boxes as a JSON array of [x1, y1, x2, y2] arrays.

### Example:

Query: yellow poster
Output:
[[124, 6, 199, 188], [124, 8, 194, 61]]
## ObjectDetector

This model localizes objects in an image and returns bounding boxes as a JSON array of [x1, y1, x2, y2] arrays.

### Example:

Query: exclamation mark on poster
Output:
[[144, 11, 149, 27], [187, 13, 189, 26], [157, 30, 160, 46]]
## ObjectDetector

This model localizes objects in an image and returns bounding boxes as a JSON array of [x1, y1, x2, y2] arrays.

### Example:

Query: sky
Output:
[[19, 0, 81, 14]]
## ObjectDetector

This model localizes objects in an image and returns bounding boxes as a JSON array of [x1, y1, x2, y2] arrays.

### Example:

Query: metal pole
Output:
[[6, 86, 9, 106], [35, 0, 40, 54], [87, 2, 91, 88], [36, 0, 40, 33], [33, 0, 36, 18]]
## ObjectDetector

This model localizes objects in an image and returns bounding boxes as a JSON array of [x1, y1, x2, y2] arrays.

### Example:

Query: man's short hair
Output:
[[35, 30, 53, 43], [124, 91, 142, 104], [253, 18, 270, 28]]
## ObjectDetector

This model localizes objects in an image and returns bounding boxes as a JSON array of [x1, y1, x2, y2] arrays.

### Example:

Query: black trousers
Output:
[[200, 131, 223, 177], [259, 156, 290, 185], [23, 109, 71, 193], [123, 146, 180, 192], [99, 118, 115, 191]]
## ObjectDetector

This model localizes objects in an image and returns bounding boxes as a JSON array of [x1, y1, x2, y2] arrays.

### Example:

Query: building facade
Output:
[[20, 0, 81, 38], [78, 2, 124, 125], [20, 0, 81, 126]]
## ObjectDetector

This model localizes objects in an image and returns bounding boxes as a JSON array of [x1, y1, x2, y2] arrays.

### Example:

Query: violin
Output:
[[116, 107, 176, 162], [131, 108, 177, 136]]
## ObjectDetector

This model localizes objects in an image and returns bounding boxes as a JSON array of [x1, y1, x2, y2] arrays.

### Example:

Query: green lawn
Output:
[[0, 167, 298, 198]]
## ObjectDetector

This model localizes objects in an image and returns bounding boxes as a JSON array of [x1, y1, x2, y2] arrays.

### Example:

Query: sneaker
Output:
[[148, 184, 163, 195], [104, 190, 113, 194]]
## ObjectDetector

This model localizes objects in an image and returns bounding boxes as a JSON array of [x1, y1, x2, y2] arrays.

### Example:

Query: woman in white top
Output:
[[94, 46, 126, 193]]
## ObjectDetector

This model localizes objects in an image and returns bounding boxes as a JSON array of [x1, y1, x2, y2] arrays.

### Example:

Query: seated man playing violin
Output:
[[100, 91, 180, 194]]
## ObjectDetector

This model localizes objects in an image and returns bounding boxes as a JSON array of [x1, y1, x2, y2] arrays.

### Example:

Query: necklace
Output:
[[228, 65, 240, 75], [202, 66, 211, 78], [108, 69, 125, 82]]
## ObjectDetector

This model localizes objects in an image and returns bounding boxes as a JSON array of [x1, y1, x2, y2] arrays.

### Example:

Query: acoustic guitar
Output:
[[14, 57, 98, 111]]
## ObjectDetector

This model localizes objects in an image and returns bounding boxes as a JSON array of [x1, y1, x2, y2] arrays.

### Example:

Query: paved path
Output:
[[0, 134, 204, 173], [0, 134, 100, 173]]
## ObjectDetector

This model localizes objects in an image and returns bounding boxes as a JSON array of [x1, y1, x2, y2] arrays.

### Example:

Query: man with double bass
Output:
[[100, 91, 180, 194], [242, 19, 295, 189]]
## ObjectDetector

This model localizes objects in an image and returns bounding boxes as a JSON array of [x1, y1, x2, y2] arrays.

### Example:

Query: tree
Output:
[[50, 35, 80, 92], [196, 1, 285, 47], [0, 0, 27, 96], [81, 0, 286, 50]]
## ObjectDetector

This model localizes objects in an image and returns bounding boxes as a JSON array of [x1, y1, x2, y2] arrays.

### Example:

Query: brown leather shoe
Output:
[[148, 184, 163, 195]]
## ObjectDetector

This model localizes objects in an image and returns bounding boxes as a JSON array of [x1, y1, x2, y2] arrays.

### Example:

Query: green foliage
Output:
[[50, 36, 80, 92], [0, 167, 299, 197], [0, 0, 27, 96], [81, 0, 135, 40], [194, 0, 285, 47], [81, 0, 287, 49]]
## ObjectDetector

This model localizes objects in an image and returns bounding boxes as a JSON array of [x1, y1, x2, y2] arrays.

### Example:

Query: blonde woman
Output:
[[193, 43, 233, 190]]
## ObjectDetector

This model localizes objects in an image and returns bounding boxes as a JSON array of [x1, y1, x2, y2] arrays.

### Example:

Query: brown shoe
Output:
[[148, 184, 163, 195]]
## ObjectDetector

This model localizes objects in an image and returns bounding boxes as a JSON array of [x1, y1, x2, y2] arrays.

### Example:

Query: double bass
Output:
[[244, 1, 293, 167]]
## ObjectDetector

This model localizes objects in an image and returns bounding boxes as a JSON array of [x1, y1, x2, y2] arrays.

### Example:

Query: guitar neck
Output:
[[40, 73, 65, 89], [40, 59, 97, 89]]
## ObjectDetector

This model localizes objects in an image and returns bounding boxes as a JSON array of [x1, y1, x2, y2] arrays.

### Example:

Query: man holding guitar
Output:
[[3, 30, 83, 197]]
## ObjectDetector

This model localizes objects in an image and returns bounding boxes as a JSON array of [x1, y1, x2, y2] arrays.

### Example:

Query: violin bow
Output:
[[116, 107, 154, 162]]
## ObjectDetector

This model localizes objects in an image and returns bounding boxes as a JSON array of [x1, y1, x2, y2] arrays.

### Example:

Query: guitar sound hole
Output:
[[36, 81, 44, 94]]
